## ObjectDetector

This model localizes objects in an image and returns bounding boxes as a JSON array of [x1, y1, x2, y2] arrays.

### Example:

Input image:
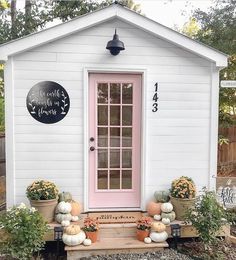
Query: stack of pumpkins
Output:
[[55, 192, 81, 227], [147, 190, 176, 225], [149, 222, 168, 243]]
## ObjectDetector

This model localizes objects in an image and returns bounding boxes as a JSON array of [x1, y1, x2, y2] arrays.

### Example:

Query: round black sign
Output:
[[26, 81, 70, 124]]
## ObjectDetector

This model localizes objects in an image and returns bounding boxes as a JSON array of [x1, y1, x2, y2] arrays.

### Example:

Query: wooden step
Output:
[[66, 237, 168, 259]]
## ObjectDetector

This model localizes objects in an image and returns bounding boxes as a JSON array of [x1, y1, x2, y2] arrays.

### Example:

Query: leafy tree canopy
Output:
[[182, 0, 236, 126]]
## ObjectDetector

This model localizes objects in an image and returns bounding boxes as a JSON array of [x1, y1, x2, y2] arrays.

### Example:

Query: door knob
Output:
[[90, 137, 95, 142], [90, 146, 95, 151]]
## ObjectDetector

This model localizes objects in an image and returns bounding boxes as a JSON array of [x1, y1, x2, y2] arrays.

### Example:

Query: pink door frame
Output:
[[88, 73, 142, 209]]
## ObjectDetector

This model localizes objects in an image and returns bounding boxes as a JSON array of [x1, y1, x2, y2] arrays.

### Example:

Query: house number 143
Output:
[[152, 82, 159, 112]]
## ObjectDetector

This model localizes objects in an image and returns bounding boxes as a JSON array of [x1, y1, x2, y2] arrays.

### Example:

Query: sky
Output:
[[135, 0, 214, 29]]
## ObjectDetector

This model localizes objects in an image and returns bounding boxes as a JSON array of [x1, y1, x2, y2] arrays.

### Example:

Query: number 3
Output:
[[152, 103, 158, 112]]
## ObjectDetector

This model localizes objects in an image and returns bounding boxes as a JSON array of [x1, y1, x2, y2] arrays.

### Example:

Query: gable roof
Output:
[[0, 3, 228, 67]]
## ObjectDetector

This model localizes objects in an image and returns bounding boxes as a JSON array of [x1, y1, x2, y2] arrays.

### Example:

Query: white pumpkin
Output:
[[144, 237, 152, 244], [55, 213, 72, 223], [57, 201, 72, 214], [161, 202, 173, 213], [61, 220, 70, 227], [162, 218, 170, 225], [150, 231, 168, 243], [83, 238, 92, 246], [153, 214, 162, 221], [71, 215, 79, 222], [62, 231, 86, 246]]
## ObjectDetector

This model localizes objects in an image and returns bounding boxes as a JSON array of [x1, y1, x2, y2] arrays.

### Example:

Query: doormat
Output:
[[88, 211, 143, 224]]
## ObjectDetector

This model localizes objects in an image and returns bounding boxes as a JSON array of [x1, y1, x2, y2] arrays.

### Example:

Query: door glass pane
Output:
[[110, 170, 120, 189], [122, 170, 132, 189], [98, 149, 108, 168], [98, 128, 108, 147], [98, 170, 108, 189], [98, 83, 108, 104], [122, 128, 132, 147], [122, 83, 133, 104], [110, 128, 120, 147], [122, 149, 132, 168], [110, 83, 120, 104], [122, 106, 132, 126], [98, 106, 108, 125], [110, 149, 120, 168], [110, 106, 120, 125]]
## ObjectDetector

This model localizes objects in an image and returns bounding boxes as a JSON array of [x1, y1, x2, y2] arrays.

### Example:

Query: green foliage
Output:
[[0, 203, 48, 260], [185, 188, 228, 248], [182, 17, 200, 38]]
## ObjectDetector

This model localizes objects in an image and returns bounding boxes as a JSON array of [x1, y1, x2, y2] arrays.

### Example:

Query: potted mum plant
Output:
[[170, 176, 196, 220], [83, 217, 99, 243], [26, 180, 59, 223], [136, 216, 152, 241]]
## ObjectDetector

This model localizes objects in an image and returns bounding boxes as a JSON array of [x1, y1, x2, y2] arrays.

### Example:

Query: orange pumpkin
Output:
[[70, 201, 81, 216], [147, 201, 162, 216]]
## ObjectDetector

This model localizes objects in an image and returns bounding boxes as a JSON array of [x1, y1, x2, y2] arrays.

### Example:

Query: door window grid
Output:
[[97, 82, 133, 190]]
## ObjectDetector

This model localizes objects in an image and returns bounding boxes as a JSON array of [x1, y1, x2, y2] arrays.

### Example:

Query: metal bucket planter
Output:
[[170, 196, 195, 220]]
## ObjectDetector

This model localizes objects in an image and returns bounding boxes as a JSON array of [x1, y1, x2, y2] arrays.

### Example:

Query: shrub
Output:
[[185, 187, 228, 249], [0, 203, 48, 259]]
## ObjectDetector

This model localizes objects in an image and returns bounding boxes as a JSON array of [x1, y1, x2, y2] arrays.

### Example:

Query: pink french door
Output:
[[88, 73, 142, 209]]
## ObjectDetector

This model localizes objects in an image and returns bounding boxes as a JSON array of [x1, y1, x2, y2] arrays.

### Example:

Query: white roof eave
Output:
[[0, 4, 228, 67]]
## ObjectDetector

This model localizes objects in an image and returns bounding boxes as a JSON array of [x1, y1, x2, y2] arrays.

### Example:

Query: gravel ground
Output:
[[80, 249, 194, 260]]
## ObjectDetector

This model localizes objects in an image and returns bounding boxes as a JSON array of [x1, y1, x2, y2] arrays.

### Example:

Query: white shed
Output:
[[0, 3, 228, 211]]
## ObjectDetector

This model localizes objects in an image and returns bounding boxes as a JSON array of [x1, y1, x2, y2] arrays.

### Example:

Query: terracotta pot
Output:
[[136, 229, 150, 242], [85, 231, 98, 243], [170, 196, 195, 220], [29, 198, 58, 223]]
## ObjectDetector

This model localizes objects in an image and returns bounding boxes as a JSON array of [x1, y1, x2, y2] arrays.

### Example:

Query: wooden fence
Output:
[[218, 127, 236, 176]]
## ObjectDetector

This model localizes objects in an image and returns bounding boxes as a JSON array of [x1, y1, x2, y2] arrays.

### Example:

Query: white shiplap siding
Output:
[[12, 19, 212, 208]]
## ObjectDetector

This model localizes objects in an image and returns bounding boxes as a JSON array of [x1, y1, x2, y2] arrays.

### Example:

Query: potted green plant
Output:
[[82, 217, 99, 243], [170, 176, 196, 220], [0, 203, 48, 259], [26, 180, 59, 222], [136, 216, 152, 241]]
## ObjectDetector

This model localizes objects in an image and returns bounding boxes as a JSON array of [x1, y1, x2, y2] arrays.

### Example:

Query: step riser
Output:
[[99, 227, 137, 238], [68, 247, 164, 260]]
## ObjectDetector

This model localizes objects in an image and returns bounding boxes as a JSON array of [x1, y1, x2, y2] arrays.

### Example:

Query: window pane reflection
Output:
[[122, 128, 132, 147], [98, 106, 108, 125], [110, 149, 120, 168], [110, 106, 120, 125], [97, 83, 108, 104], [122, 106, 132, 126], [110, 170, 120, 189], [110, 128, 120, 147], [122, 149, 132, 168], [122, 170, 132, 189], [110, 83, 120, 104], [98, 149, 108, 168], [98, 170, 108, 189], [122, 83, 133, 104]]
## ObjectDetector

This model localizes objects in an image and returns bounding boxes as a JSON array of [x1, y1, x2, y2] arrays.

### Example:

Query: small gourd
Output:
[[62, 231, 86, 246], [144, 237, 152, 244], [153, 214, 161, 221], [146, 201, 162, 216], [150, 231, 168, 243], [83, 238, 92, 246], [161, 202, 173, 213], [154, 190, 170, 203], [161, 211, 176, 222], [152, 222, 166, 232], [71, 215, 79, 222], [61, 220, 70, 227], [55, 213, 72, 223], [162, 218, 170, 225], [57, 201, 72, 214], [70, 201, 81, 216], [59, 192, 72, 202], [65, 225, 81, 235]]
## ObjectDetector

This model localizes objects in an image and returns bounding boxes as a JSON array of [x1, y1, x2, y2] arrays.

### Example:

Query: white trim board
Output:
[[0, 4, 228, 67], [4, 57, 15, 207], [83, 67, 147, 212]]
